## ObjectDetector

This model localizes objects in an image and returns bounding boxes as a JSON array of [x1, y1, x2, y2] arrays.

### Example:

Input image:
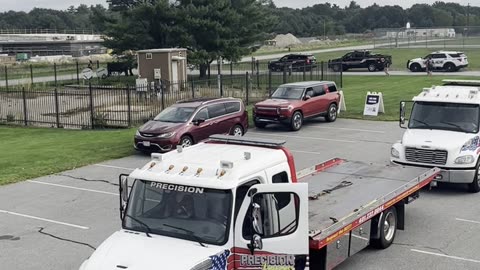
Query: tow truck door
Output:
[[232, 183, 309, 270]]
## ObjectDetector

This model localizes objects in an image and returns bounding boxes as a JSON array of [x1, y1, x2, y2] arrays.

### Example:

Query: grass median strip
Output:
[[0, 126, 136, 185]]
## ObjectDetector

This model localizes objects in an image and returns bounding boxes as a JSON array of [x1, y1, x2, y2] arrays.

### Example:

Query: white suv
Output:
[[407, 51, 468, 72]]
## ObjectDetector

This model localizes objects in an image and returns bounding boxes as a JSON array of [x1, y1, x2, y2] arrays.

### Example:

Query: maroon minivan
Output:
[[134, 98, 248, 152]]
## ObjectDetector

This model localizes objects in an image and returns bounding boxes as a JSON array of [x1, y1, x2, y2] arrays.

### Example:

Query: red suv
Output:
[[253, 81, 340, 131], [134, 98, 248, 152]]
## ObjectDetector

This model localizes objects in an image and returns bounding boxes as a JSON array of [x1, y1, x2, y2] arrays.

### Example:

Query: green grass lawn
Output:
[[0, 126, 136, 185], [339, 75, 477, 121]]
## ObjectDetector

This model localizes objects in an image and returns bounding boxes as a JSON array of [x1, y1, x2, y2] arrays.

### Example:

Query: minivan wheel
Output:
[[180, 135, 193, 148], [231, 125, 244, 136], [290, 111, 303, 131], [326, 103, 338, 122]]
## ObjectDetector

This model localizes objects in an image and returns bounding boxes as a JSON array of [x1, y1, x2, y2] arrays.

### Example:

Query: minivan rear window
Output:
[[225, 102, 241, 114]]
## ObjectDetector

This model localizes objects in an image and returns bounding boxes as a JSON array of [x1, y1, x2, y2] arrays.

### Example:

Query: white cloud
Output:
[[0, 0, 108, 12]]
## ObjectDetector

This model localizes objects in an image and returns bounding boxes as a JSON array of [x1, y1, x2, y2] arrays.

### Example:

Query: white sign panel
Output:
[[136, 78, 148, 92], [338, 90, 347, 113], [363, 92, 384, 116], [154, 68, 161, 79], [81, 68, 93, 80]]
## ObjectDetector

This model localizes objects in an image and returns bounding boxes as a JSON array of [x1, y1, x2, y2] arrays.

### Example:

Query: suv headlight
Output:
[[279, 105, 293, 111], [455, 155, 475, 164], [190, 258, 212, 270], [135, 130, 141, 136], [157, 132, 175, 138], [391, 147, 400, 158]]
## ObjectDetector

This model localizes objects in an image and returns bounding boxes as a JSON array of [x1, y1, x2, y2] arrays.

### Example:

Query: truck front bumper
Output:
[[392, 161, 475, 183]]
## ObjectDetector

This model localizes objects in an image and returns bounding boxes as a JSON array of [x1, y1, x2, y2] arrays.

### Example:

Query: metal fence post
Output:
[[76, 61, 80, 84], [161, 82, 165, 110], [256, 60, 260, 89], [5, 65, 8, 91], [22, 87, 27, 126], [96, 60, 100, 69], [230, 62, 233, 86], [310, 65, 313, 80], [282, 67, 287, 84], [245, 72, 249, 105], [54, 88, 60, 128], [89, 82, 94, 129], [268, 70, 272, 96], [340, 68, 343, 88], [321, 62, 324, 81], [54, 63, 57, 87], [191, 80, 195, 98], [302, 64, 306, 81], [126, 84, 132, 127], [219, 74, 223, 97], [30, 64, 34, 85]]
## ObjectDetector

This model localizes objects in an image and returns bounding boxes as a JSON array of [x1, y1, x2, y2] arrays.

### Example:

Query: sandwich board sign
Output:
[[338, 90, 347, 113], [363, 92, 384, 116]]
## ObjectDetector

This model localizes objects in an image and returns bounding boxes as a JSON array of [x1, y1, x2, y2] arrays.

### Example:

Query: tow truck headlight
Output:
[[454, 155, 475, 164], [157, 132, 175, 138], [190, 258, 212, 270], [391, 147, 400, 158]]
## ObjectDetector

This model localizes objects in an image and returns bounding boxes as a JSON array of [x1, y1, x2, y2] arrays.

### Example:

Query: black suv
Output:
[[268, 54, 317, 72]]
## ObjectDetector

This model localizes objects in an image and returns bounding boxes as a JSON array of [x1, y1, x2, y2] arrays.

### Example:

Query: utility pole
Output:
[[323, 19, 326, 40]]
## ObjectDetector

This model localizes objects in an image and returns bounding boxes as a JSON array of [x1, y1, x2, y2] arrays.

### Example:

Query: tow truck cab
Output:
[[80, 135, 438, 270], [391, 79, 480, 192]]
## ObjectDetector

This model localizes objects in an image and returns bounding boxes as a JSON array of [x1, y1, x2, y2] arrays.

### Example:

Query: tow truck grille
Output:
[[405, 147, 448, 165]]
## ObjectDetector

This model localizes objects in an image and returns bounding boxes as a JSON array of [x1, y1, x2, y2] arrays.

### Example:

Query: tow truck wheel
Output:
[[468, 162, 480, 193], [372, 207, 397, 249], [290, 111, 303, 131]]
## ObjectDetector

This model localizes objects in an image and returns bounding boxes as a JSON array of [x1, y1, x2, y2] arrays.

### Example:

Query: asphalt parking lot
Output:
[[1, 118, 480, 270]]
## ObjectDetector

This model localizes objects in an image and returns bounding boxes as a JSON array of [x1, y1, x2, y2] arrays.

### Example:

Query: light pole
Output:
[[323, 20, 326, 40]]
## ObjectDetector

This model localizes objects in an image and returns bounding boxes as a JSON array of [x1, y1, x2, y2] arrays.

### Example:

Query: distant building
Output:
[[385, 28, 456, 38], [0, 33, 106, 57]]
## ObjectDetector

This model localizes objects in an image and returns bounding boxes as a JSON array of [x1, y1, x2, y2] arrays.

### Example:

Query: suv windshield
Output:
[[154, 106, 196, 123], [124, 180, 233, 245], [271, 87, 305, 100], [409, 102, 480, 133]]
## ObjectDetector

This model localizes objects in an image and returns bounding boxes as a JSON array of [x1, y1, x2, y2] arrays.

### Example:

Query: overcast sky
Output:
[[0, 0, 476, 12]]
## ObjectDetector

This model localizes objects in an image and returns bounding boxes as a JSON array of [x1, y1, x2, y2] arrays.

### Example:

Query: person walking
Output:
[[381, 58, 390, 76], [425, 57, 433, 76]]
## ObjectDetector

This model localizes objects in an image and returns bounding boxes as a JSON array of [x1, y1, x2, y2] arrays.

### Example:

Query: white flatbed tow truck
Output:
[[80, 135, 439, 270]]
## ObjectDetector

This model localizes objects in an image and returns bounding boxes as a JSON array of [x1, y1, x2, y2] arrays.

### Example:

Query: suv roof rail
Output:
[[442, 79, 480, 86], [176, 97, 235, 104], [208, 135, 286, 147]]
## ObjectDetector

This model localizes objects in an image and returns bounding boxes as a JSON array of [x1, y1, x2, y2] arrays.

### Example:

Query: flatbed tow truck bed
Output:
[[297, 158, 440, 250]]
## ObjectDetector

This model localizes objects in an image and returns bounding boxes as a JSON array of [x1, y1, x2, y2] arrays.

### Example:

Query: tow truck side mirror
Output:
[[119, 174, 130, 220], [251, 202, 263, 235], [400, 101, 407, 129]]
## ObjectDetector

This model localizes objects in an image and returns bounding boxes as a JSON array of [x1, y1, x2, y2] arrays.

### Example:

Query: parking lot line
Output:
[[455, 218, 480, 224], [309, 126, 385, 134], [248, 132, 356, 143], [411, 249, 480, 264], [94, 164, 135, 170], [27, 180, 118, 196], [0, 209, 89, 230]]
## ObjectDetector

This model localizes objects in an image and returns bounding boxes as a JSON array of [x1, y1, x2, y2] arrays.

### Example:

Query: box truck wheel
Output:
[[468, 161, 480, 193], [372, 207, 397, 249]]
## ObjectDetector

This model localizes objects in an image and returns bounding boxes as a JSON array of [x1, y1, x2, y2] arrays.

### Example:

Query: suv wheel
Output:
[[326, 103, 338, 122], [180, 135, 193, 148], [368, 63, 377, 72], [230, 125, 244, 136], [444, 62, 456, 72], [410, 63, 421, 72], [290, 111, 303, 131]]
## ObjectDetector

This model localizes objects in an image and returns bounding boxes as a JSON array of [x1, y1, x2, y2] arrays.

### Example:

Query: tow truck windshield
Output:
[[409, 101, 480, 133], [124, 180, 232, 245]]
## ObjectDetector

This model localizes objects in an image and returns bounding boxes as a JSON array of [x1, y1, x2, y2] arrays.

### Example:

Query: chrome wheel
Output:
[[383, 211, 396, 242], [232, 125, 243, 136], [292, 112, 303, 130], [329, 105, 337, 121], [181, 136, 192, 148]]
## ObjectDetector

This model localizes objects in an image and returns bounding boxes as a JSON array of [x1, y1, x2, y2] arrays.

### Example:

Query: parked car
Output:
[[407, 51, 468, 72], [268, 54, 317, 72], [328, 50, 392, 72], [134, 98, 248, 152], [253, 81, 340, 131]]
